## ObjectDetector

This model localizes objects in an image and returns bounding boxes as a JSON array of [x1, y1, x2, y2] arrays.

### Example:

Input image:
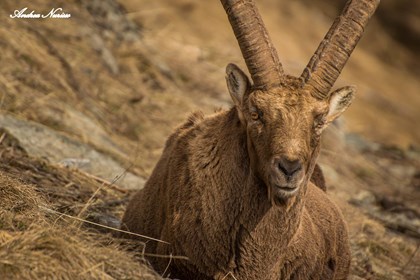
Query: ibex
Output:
[[121, 0, 379, 279]]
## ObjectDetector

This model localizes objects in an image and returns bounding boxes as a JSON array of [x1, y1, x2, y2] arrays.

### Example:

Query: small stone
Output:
[[349, 190, 376, 207]]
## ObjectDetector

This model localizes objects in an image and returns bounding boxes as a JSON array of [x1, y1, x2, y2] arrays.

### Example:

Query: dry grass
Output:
[[319, 144, 420, 280], [0, 224, 158, 280], [0, 0, 419, 279], [0, 147, 162, 279]]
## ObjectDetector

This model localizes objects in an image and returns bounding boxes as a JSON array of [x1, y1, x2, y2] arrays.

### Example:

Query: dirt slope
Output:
[[0, 0, 419, 279]]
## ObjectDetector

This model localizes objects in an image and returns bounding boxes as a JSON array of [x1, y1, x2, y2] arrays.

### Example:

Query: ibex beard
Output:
[[227, 64, 355, 207]]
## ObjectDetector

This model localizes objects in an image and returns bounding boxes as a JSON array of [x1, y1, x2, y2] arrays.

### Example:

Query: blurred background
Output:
[[0, 0, 419, 279]]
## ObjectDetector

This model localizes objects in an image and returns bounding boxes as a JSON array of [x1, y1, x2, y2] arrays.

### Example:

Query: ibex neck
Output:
[[229, 175, 304, 276], [215, 109, 306, 277]]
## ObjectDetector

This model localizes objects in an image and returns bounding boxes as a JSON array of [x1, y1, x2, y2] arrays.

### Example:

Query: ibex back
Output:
[[121, 0, 380, 279]]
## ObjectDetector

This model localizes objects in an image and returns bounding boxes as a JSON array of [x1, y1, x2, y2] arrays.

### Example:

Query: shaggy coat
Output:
[[121, 109, 350, 279], [121, 0, 381, 277]]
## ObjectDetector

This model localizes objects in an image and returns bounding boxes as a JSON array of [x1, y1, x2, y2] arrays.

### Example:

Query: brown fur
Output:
[[310, 163, 327, 192], [121, 105, 350, 279], [120, 0, 365, 276]]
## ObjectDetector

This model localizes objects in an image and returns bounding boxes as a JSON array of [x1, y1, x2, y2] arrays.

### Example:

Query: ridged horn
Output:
[[221, 0, 284, 88], [301, 0, 380, 99]]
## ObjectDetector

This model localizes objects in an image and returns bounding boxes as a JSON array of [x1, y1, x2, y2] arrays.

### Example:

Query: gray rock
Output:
[[349, 190, 377, 207], [0, 114, 145, 190], [345, 133, 380, 152]]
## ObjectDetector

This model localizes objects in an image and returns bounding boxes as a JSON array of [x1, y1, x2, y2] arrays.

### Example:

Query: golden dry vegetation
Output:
[[0, 0, 419, 279]]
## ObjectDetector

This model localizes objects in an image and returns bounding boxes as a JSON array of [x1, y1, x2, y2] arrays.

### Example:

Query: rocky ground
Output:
[[0, 0, 419, 279]]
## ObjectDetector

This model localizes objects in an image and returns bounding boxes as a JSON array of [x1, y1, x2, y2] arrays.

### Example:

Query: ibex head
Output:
[[222, 0, 379, 205]]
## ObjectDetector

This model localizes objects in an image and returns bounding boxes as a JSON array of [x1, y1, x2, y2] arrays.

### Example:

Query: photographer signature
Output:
[[10, 7, 71, 19]]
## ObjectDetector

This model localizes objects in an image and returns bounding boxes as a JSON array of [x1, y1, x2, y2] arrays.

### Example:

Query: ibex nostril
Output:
[[277, 158, 302, 177]]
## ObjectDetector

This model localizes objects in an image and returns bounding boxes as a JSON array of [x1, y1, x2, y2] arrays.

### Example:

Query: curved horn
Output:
[[301, 0, 380, 99], [221, 0, 283, 88]]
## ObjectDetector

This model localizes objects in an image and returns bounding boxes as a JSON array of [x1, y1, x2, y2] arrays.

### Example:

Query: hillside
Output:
[[0, 0, 419, 279]]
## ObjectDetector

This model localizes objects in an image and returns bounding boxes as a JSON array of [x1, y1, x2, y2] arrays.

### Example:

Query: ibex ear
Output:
[[325, 86, 356, 124], [226, 63, 251, 108]]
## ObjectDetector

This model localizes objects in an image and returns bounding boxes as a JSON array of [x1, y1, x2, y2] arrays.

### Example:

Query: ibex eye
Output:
[[251, 112, 259, 120]]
